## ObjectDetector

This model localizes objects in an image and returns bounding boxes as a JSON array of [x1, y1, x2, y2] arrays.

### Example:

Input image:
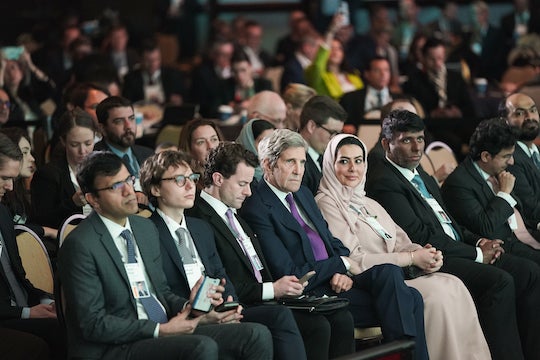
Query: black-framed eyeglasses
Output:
[[0, 100, 11, 108], [316, 124, 341, 138], [94, 175, 136, 192], [160, 173, 200, 187]]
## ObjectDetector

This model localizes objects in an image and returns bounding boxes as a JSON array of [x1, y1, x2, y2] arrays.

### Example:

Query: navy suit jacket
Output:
[[280, 57, 306, 92], [93, 141, 154, 171], [506, 145, 540, 223], [365, 158, 479, 260], [441, 157, 523, 242], [301, 155, 322, 196], [122, 67, 186, 104], [240, 181, 349, 295], [186, 195, 273, 304], [149, 212, 237, 300]]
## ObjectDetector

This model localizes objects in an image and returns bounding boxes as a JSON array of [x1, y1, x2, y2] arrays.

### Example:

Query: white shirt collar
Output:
[[263, 178, 290, 209], [307, 146, 321, 171], [517, 140, 539, 158], [385, 155, 418, 182], [200, 190, 234, 223]]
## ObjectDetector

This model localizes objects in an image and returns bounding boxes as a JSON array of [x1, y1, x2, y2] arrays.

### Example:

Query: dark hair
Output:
[[0, 132, 22, 166], [469, 118, 517, 160], [231, 47, 251, 65], [498, 97, 509, 118], [0, 132, 27, 221], [204, 142, 259, 187], [140, 37, 159, 55], [251, 119, 275, 140], [366, 56, 390, 72], [381, 110, 425, 140], [63, 82, 110, 109], [178, 118, 224, 153], [77, 151, 124, 194], [139, 150, 193, 206], [57, 108, 97, 140], [299, 95, 347, 130], [0, 127, 30, 151], [96, 96, 133, 125], [422, 37, 445, 57], [335, 136, 366, 159]]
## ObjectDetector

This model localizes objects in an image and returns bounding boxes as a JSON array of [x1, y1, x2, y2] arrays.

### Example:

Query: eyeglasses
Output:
[[94, 175, 136, 192], [0, 100, 11, 108], [316, 124, 341, 138], [160, 173, 200, 187]]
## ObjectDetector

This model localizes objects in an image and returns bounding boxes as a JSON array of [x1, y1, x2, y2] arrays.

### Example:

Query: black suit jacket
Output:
[[217, 77, 273, 111], [190, 60, 223, 118], [58, 212, 185, 359], [365, 159, 479, 259], [30, 156, 82, 228], [340, 88, 399, 128], [122, 67, 186, 104], [507, 145, 540, 222], [301, 154, 322, 196], [280, 57, 306, 92], [0, 204, 48, 320], [186, 195, 273, 304], [93, 141, 154, 172], [240, 181, 349, 296], [441, 157, 522, 242], [149, 212, 237, 300]]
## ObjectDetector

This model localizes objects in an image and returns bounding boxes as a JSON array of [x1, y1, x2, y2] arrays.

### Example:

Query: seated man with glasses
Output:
[[298, 95, 345, 195]]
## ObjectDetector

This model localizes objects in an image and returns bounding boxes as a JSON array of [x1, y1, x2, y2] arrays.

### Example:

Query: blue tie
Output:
[[532, 151, 540, 169], [120, 229, 168, 323]]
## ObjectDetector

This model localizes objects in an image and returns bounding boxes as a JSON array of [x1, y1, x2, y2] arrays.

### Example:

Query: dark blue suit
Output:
[[280, 57, 306, 92], [240, 181, 428, 359], [150, 212, 307, 360]]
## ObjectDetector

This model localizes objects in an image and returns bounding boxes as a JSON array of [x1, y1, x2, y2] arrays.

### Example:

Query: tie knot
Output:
[[120, 229, 132, 242], [285, 193, 295, 207], [225, 208, 235, 222]]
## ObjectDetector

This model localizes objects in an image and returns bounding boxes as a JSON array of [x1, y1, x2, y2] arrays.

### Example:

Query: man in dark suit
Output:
[[241, 129, 429, 360], [441, 119, 540, 253], [122, 39, 185, 106], [501, 93, 540, 224], [187, 142, 355, 360], [0, 133, 64, 359], [340, 56, 398, 134], [140, 150, 308, 360], [299, 96, 347, 195], [365, 109, 540, 360], [280, 33, 318, 92], [58, 151, 272, 359], [94, 96, 154, 206]]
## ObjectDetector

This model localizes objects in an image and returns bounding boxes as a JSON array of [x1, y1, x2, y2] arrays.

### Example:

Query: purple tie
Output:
[[225, 209, 263, 283], [285, 193, 328, 261]]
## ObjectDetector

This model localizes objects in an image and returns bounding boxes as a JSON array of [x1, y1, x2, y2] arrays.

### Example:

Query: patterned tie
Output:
[[175, 228, 196, 265], [531, 151, 540, 169], [285, 194, 329, 260], [411, 175, 461, 241], [317, 154, 323, 169], [0, 231, 28, 306], [225, 209, 263, 283], [376, 91, 383, 108], [122, 154, 136, 176], [120, 229, 168, 324]]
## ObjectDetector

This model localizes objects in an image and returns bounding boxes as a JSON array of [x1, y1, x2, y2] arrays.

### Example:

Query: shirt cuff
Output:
[[496, 192, 517, 207], [474, 247, 484, 263], [40, 297, 54, 305], [21, 307, 30, 319], [262, 282, 274, 300], [154, 324, 160, 338], [341, 256, 351, 271]]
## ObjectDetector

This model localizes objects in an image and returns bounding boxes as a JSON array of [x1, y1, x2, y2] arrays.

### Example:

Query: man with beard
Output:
[[501, 93, 540, 225], [94, 96, 153, 206]]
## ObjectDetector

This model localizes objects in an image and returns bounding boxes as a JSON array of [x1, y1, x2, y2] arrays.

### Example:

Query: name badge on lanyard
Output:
[[364, 216, 393, 241], [184, 262, 203, 290], [125, 263, 151, 299], [240, 237, 264, 271], [425, 198, 452, 224]]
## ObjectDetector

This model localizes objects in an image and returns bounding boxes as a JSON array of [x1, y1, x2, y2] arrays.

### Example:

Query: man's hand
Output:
[[433, 163, 455, 183], [478, 238, 505, 264], [329, 273, 353, 293], [189, 277, 226, 318], [273, 275, 304, 298], [159, 305, 200, 336], [497, 171, 515, 194], [199, 296, 243, 325], [29, 303, 56, 319]]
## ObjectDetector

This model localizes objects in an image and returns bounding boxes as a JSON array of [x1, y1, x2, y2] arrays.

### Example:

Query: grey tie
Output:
[[532, 151, 540, 169], [175, 228, 196, 265], [0, 231, 28, 306]]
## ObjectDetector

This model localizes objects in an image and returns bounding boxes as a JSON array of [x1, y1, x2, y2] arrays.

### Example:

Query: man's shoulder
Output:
[[93, 140, 108, 151]]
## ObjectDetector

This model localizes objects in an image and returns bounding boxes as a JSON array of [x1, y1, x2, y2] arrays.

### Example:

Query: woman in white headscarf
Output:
[[316, 134, 491, 360]]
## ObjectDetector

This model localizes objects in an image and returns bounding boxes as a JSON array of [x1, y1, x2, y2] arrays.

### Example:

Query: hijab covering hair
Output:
[[236, 118, 275, 180], [316, 133, 368, 230]]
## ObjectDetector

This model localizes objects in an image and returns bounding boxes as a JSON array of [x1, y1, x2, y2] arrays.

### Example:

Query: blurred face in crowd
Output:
[[143, 48, 161, 75], [84, 89, 108, 126], [0, 89, 10, 125], [110, 27, 129, 52], [245, 25, 262, 50], [101, 106, 136, 150], [0, 156, 20, 201], [506, 93, 539, 141], [233, 60, 254, 88], [328, 40, 344, 68], [383, 130, 425, 170], [62, 125, 95, 167], [190, 125, 220, 165], [423, 45, 446, 74], [4, 60, 24, 87], [334, 144, 365, 188], [17, 137, 35, 178], [365, 58, 391, 90], [263, 146, 306, 193], [309, 117, 344, 155], [214, 43, 234, 69]]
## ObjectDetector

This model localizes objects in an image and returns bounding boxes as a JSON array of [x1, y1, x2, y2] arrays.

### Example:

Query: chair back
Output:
[[425, 141, 457, 174], [419, 153, 435, 176], [155, 125, 183, 147], [263, 66, 284, 92], [59, 214, 87, 247], [14, 225, 54, 293], [357, 124, 382, 152]]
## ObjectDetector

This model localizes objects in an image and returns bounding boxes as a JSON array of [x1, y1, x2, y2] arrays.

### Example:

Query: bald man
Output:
[[247, 91, 288, 129], [501, 93, 540, 228]]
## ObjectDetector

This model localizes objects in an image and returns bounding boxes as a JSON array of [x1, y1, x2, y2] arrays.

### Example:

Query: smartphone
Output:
[[192, 276, 220, 312], [214, 301, 240, 313], [298, 271, 316, 284], [1, 46, 24, 60], [337, 1, 350, 27]]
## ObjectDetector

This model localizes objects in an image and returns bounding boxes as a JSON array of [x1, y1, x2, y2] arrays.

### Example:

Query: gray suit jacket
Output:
[[58, 212, 186, 359]]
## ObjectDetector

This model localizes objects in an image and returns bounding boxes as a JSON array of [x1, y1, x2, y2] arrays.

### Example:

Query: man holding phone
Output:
[[140, 150, 308, 360], [186, 142, 356, 360]]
